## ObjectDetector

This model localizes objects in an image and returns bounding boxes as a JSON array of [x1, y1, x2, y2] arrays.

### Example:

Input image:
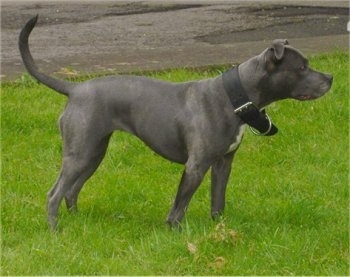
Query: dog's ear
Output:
[[265, 39, 289, 71], [271, 39, 289, 60]]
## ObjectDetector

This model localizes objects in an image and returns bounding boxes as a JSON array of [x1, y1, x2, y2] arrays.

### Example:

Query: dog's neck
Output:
[[221, 65, 278, 136], [238, 49, 273, 109]]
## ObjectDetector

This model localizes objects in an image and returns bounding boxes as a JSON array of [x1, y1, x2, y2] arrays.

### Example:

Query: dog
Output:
[[19, 15, 333, 229]]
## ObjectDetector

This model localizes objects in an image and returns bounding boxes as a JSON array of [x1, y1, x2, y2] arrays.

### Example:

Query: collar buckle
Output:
[[233, 102, 253, 114]]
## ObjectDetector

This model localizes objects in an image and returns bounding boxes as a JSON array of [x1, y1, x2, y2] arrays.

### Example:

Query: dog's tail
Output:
[[19, 15, 75, 96]]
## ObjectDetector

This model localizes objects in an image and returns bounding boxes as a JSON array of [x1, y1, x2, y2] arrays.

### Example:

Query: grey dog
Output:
[[19, 15, 333, 229]]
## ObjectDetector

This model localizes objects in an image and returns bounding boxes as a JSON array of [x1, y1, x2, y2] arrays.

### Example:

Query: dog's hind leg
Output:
[[64, 134, 112, 212], [47, 162, 81, 229], [47, 133, 111, 230]]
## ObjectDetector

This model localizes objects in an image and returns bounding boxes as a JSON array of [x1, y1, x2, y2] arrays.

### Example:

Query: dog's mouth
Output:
[[295, 95, 316, 101]]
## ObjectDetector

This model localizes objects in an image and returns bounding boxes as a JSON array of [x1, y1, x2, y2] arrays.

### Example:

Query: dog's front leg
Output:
[[166, 159, 211, 227], [210, 151, 236, 219]]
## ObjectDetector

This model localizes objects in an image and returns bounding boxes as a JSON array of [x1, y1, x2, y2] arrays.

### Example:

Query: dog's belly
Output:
[[226, 125, 246, 154], [138, 133, 188, 164]]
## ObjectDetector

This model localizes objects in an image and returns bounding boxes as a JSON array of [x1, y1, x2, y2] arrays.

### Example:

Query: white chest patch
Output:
[[226, 125, 246, 154]]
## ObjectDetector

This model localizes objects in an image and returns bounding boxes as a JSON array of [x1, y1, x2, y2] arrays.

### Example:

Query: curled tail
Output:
[[19, 15, 75, 96]]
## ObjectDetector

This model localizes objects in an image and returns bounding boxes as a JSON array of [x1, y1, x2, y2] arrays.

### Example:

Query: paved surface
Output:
[[1, 0, 348, 80]]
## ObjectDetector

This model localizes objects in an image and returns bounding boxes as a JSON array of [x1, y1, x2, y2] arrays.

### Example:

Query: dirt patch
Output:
[[1, 2, 208, 29], [196, 5, 348, 43], [103, 2, 206, 17], [1, 1, 348, 80]]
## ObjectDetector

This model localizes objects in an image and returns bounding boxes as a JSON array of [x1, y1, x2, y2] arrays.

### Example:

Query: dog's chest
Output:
[[226, 125, 246, 154]]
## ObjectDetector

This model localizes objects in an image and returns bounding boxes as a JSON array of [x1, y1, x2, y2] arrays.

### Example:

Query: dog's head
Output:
[[260, 39, 333, 104]]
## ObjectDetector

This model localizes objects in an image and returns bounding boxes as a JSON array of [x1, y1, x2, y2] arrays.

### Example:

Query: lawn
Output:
[[1, 52, 349, 275]]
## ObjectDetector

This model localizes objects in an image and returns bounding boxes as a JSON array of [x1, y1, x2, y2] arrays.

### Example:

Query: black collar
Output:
[[222, 66, 278, 136]]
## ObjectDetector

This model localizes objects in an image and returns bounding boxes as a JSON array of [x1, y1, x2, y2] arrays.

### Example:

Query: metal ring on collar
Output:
[[249, 113, 272, 136]]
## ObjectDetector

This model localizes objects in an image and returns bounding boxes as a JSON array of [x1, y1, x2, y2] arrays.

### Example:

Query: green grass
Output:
[[1, 52, 349, 275]]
